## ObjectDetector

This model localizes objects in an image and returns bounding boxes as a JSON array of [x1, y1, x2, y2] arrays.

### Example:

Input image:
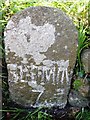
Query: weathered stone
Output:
[[69, 48, 90, 108], [4, 6, 78, 108], [78, 78, 90, 98], [81, 49, 90, 73], [69, 76, 90, 107], [69, 89, 89, 107]]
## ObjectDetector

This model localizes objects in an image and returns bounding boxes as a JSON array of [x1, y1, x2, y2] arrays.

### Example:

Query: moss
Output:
[[73, 79, 83, 91]]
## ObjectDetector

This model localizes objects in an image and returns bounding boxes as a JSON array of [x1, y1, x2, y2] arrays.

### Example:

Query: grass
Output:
[[1, 107, 52, 120], [0, 0, 90, 120], [75, 108, 90, 120]]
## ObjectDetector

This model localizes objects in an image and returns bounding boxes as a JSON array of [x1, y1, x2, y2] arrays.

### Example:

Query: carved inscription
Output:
[[8, 60, 69, 84], [8, 60, 69, 102]]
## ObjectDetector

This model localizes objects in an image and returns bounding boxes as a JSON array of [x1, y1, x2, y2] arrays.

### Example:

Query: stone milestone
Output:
[[4, 6, 78, 108]]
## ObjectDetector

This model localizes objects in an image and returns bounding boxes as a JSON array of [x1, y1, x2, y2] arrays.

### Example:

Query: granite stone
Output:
[[4, 6, 78, 108]]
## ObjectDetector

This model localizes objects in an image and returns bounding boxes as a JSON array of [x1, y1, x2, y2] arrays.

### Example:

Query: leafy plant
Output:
[[73, 79, 83, 91], [76, 23, 89, 76], [75, 108, 90, 120], [1, 107, 52, 120]]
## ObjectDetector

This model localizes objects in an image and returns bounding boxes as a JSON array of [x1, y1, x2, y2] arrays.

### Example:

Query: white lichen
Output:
[[5, 16, 56, 64]]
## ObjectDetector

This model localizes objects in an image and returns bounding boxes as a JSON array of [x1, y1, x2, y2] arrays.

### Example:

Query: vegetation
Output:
[[1, 107, 52, 120], [75, 108, 90, 120], [0, 0, 90, 120], [73, 79, 83, 91]]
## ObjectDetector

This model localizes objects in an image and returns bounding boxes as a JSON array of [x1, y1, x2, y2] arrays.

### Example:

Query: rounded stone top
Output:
[[5, 6, 78, 68]]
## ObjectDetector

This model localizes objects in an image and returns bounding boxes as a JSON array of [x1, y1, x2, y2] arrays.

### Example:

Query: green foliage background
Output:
[[0, 0, 90, 120], [1, 0, 89, 28]]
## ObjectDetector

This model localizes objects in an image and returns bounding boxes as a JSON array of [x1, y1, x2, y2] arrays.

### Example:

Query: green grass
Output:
[[1, 107, 52, 120], [73, 79, 83, 91], [0, 0, 90, 120], [75, 108, 90, 120]]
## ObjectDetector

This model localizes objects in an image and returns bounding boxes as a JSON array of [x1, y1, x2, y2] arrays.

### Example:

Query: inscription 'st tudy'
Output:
[[4, 6, 78, 108]]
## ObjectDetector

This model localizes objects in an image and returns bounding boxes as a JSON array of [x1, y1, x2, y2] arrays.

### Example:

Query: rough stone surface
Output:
[[78, 78, 90, 98], [4, 6, 78, 108], [81, 48, 90, 73], [69, 89, 89, 107]]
